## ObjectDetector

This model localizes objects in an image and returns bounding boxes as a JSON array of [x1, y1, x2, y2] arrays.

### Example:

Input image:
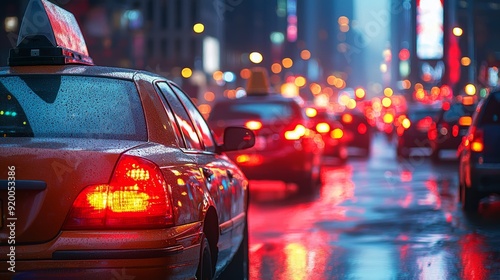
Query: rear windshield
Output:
[[0, 75, 146, 140], [209, 101, 300, 122]]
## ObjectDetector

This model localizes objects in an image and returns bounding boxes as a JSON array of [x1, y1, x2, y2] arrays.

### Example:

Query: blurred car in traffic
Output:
[[428, 97, 477, 161], [0, 1, 254, 279], [396, 103, 441, 158], [207, 68, 324, 194], [304, 104, 348, 163], [458, 90, 500, 212], [338, 109, 373, 157]]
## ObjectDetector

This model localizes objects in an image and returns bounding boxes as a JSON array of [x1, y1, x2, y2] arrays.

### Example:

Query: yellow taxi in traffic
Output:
[[0, 1, 254, 279]]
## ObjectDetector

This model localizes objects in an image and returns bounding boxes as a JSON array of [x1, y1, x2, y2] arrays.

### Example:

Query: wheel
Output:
[[196, 236, 213, 280], [462, 186, 481, 213], [218, 219, 249, 280]]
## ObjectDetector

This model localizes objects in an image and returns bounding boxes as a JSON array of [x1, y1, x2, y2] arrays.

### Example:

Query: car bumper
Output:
[[433, 135, 462, 151], [0, 223, 202, 280], [343, 130, 371, 148], [398, 131, 430, 148], [321, 137, 344, 156], [228, 146, 320, 181]]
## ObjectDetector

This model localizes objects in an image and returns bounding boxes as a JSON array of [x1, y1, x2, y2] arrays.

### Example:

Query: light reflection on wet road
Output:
[[247, 133, 500, 280]]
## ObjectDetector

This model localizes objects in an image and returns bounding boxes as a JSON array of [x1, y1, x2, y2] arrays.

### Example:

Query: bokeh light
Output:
[[249, 52, 263, 64]]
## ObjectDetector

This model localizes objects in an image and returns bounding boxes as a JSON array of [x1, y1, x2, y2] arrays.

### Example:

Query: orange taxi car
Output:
[[0, 1, 254, 279]]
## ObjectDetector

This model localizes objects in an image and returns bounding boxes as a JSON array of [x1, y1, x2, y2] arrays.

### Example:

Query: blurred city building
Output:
[[0, 0, 224, 98], [390, 0, 500, 103], [2, 0, 500, 101]]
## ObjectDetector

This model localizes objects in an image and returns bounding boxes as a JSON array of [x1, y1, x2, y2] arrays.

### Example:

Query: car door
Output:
[[155, 81, 240, 266], [169, 84, 248, 234]]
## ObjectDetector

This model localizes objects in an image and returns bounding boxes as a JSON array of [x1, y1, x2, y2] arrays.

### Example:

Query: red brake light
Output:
[[383, 113, 394, 124], [402, 118, 411, 129], [428, 123, 437, 140], [471, 129, 484, 152], [245, 120, 262, 130], [284, 124, 307, 140], [462, 96, 474, 106], [331, 128, 343, 139], [305, 107, 317, 118], [63, 155, 173, 229], [357, 123, 367, 134], [316, 122, 330, 133], [452, 125, 459, 137], [342, 114, 353, 124], [458, 116, 472, 126], [236, 154, 263, 166], [417, 116, 433, 131]]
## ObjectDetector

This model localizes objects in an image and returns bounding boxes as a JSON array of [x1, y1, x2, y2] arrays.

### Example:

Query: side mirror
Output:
[[220, 127, 255, 152]]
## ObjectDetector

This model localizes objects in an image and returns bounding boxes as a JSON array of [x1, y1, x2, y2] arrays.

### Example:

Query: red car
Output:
[[305, 104, 348, 163], [207, 68, 324, 194], [0, 1, 254, 279]]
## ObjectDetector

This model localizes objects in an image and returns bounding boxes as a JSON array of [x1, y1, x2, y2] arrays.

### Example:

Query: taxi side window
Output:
[[170, 84, 217, 153], [156, 82, 202, 151]]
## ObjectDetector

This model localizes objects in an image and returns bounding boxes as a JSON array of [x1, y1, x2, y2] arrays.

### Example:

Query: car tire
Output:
[[196, 236, 213, 280], [218, 219, 249, 280]]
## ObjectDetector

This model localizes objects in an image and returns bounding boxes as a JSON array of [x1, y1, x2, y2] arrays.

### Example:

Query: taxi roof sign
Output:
[[8, 0, 93, 66], [246, 67, 271, 95]]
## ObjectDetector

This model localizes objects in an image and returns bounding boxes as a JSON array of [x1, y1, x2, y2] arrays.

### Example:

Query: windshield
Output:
[[0, 75, 146, 140]]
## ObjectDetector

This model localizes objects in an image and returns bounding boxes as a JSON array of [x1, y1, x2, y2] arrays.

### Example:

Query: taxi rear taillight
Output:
[[63, 155, 173, 229]]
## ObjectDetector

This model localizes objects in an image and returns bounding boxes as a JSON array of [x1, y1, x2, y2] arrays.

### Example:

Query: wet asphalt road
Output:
[[247, 133, 500, 280]]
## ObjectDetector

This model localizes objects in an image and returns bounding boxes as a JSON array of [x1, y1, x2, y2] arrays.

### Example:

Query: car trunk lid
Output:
[[0, 137, 144, 244]]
